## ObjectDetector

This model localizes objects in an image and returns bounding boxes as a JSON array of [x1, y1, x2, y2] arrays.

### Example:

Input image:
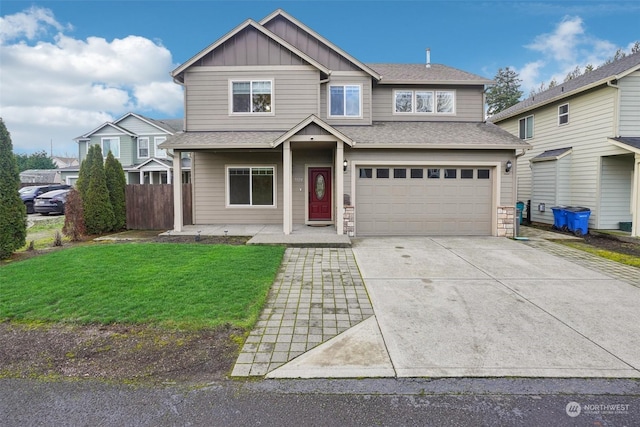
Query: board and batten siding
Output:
[[319, 73, 372, 125], [191, 151, 283, 224], [342, 148, 515, 206], [618, 71, 640, 136], [371, 85, 485, 122], [507, 85, 631, 229], [184, 66, 320, 131]]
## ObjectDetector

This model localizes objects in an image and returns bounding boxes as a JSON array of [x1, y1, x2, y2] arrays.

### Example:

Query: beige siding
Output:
[[184, 67, 320, 131], [600, 155, 634, 228], [371, 85, 485, 122], [319, 74, 372, 125], [504, 86, 630, 229], [263, 16, 362, 72], [192, 151, 283, 224], [619, 71, 640, 136], [343, 148, 515, 206]]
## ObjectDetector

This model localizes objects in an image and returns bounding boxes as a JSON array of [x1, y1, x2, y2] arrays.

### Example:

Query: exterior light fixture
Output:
[[343, 159, 348, 172], [505, 160, 512, 173]]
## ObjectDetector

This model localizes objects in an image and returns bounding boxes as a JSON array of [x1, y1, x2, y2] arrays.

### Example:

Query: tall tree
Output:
[[83, 145, 115, 235], [485, 67, 523, 116], [104, 151, 127, 231], [0, 118, 27, 259], [76, 144, 98, 200], [14, 150, 57, 172]]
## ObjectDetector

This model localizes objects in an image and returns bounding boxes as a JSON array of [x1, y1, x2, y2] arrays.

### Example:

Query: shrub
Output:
[[62, 188, 86, 241], [104, 151, 127, 231], [83, 146, 115, 235]]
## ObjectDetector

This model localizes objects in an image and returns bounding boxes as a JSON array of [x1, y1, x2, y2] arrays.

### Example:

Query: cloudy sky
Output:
[[1, 0, 639, 156]]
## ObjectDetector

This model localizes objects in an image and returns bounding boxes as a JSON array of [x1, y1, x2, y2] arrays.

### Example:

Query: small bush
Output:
[[52, 231, 63, 247], [62, 189, 86, 241]]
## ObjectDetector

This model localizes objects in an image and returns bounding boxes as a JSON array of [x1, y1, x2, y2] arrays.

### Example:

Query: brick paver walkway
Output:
[[231, 248, 373, 377]]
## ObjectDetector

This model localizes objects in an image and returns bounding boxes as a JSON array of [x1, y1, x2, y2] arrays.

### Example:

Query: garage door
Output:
[[356, 166, 493, 236]]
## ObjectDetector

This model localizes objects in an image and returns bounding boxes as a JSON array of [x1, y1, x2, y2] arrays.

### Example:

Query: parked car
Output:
[[19, 184, 71, 214], [34, 189, 72, 215]]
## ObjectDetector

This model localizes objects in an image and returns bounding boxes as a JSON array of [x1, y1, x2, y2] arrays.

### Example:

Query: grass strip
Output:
[[559, 241, 640, 268]]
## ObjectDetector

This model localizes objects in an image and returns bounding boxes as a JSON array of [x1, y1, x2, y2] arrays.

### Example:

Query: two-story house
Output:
[[60, 112, 189, 186], [490, 52, 640, 237], [162, 9, 528, 237]]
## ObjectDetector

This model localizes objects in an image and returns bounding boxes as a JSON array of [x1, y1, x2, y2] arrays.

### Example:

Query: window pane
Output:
[[229, 168, 250, 205], [155, 137, 166, 158], [345, 86, 360, 116], [416, 91, 433, 113], [394, 168, 406, 178], [410, 168, 423, 178], [138, 138, 149, 157], [436, 91, 454, 113], [359, 168, 372, 178], [477, 169, 490, 179], [427, 168, 440, 178], [376, 168, 389, 178], [444, 169, 457, 179], [395, 91, 412, 113], [233, 82, 250, 112], [461, 169, 473, 179], [252, 81, 271, 112], [252, 168, 274, 205], [519, 119, 526, 139], [330, 86, 344, 116], [526, 116, 534, 138]]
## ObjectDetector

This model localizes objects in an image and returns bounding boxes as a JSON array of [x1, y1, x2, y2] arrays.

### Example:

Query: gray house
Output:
[[60, 112, 189, 186], [162, 9, 528, 237], [490, 51, 640, 237]]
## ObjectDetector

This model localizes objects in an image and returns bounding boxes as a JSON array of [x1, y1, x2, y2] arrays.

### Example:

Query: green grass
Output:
[[560, 241, 640, 268], [0, 243, 285, 329]]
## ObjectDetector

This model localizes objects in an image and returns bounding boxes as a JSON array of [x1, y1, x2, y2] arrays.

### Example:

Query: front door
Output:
[[309, 167, 332, 221]]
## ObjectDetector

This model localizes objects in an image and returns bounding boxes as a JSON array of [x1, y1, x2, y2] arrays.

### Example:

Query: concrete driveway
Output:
[[269, 236, 640, 378]]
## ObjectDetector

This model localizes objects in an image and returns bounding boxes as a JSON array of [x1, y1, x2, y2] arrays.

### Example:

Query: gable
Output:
[[116, 113, 174, 135]]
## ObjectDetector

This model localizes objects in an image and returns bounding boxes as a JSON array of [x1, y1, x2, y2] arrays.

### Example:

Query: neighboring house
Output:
[[161, 9, 528, 237], [490, 51, 640, 237], [20, 169, 62, 185], [59, 112, 190, 186], [51, 156, 79, 169]]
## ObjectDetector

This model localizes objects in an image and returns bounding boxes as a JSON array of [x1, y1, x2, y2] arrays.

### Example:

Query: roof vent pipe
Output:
[[426, 48, 431, 68]]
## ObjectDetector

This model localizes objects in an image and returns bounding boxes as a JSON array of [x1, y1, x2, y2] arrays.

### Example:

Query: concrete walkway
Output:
[[233, 228, 640, 378]]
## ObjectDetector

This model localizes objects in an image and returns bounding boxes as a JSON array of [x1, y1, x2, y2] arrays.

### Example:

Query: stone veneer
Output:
[[497, 206, 516, 238], [343, 206, 355, 237]]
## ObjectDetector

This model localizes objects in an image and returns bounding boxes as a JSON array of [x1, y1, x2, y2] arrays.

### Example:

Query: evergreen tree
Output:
[[76, 144, 97, 199], [0, 118, 27, 259], [14, 150, 56, 172], [485, 67, 523, 116], [62, 188, 86, 241], [83, 145, 115, 235], [104, 151, 127, 230]]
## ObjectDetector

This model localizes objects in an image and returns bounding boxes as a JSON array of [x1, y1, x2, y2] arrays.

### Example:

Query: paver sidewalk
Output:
[[231, 248, 373, 376]]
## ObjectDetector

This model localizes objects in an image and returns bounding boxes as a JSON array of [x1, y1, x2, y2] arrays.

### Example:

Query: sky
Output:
[[1, 0, 639, 156]]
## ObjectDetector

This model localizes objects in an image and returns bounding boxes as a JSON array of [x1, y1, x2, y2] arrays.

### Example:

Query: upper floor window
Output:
[[154, 136, 167, 158], [519, 115, 534, 139], [329, 85, 361, 117], [231, 80, 272, 113], [394, 90, 454, 114], [558, 104, 569, 125], [138, 137, 149, 158], [101, 137, 120, 158]]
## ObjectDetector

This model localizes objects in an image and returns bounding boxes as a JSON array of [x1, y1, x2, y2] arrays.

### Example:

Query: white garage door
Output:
[[356, 166, 493, 236]]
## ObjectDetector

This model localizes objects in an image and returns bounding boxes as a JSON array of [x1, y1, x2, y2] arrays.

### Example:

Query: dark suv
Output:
[[19, 184, 71, 214]]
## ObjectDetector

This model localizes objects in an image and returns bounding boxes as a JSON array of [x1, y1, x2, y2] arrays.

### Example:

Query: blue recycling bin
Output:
[[551, 206, 569, 230], [565, 207, 591, 236], [516, 201, 525, 225]]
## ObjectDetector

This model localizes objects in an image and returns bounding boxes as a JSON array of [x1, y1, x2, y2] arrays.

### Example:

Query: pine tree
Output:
[[485, 67, 523, 116], [104, 151, 127, 231], [0, 118, 27, 259], [76, 144, 97, 199], [83, 145, 115, 235]]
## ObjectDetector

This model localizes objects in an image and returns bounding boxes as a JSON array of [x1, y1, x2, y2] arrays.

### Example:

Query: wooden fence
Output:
[[125, 184, 192, 230]]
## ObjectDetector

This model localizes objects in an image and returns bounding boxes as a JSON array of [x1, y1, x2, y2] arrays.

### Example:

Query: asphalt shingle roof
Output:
[[367, 63, 492, 84]]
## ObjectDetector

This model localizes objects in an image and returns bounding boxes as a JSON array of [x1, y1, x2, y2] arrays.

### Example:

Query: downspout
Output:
[[319, 74, 331, 117], [607, 79, 620, 139]]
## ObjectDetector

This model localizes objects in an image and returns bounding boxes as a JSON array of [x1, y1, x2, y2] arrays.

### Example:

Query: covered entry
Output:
[[355, 165, 494, 235]]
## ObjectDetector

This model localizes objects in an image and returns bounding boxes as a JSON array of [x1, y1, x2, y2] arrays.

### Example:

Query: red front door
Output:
[[309, 167, 332, 221]]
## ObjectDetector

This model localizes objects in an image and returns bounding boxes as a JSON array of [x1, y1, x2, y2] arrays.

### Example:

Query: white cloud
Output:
[[0, 7, 183, 155]]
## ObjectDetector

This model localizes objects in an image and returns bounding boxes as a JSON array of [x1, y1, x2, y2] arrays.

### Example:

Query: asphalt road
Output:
[[3, 378, 639, 426]]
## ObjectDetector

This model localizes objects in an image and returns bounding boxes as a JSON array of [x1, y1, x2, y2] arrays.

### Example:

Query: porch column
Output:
[[173, 152, 183, 232], [283, 140, 292, 235], [139, 171, 144, 184], [167, 168, 172, 185], [335, 142, 344, 235], [633, 154, 640, 237]]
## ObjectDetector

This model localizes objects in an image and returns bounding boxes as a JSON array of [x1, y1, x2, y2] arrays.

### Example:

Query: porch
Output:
[[160, 223, 351, 247]]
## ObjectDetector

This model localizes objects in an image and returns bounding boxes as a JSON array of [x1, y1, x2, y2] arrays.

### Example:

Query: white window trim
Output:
[[392, 89, 455, 115], [519, 115, 534, 140], [225, 165, 277, 208], [101, 136, 120, 158], [558, 103, 569, 126], [228, 79, 275, 115], [138, 137, 150, 159], [328, 84, 363, 118], [154, 136, 167, 159]]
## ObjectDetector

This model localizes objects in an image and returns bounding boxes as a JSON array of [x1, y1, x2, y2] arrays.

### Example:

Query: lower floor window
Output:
[[228, 166, 275, 206]]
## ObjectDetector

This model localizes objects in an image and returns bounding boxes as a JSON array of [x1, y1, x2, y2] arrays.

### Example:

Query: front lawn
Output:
[[0, 243, 285, 329]]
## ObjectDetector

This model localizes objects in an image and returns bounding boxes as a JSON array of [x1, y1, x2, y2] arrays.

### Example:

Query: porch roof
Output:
[[610, 136, 640, 154]]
